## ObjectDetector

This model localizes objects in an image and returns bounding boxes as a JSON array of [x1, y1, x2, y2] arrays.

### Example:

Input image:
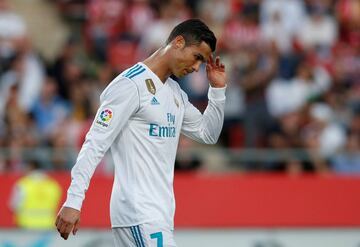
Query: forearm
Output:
[[182, 86, 226, 144], [63, 136, 108, 210]]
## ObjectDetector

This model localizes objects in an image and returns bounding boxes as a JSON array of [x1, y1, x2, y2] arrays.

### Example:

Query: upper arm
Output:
[[88, 77, 140, 144]]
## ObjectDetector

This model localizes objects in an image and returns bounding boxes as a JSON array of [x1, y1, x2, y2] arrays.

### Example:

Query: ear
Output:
[[172, 35, 185, 49]]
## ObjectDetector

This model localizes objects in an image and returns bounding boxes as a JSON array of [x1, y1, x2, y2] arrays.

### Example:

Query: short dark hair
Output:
[[166, 19, 217, 52]]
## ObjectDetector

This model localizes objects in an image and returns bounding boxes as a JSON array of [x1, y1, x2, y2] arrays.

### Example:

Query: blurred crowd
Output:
[[0, 0, 359, 174]]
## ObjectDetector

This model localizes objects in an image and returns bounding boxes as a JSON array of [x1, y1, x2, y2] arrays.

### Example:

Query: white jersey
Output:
[[63, 62, 226, 229]]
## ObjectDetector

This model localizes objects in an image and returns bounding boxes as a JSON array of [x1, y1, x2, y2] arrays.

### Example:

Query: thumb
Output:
[[206, 64, 211, 74], [72, 219, 80, 235]]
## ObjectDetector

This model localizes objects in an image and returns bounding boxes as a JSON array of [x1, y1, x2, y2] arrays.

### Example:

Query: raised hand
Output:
[[206, 55, 226, 88]]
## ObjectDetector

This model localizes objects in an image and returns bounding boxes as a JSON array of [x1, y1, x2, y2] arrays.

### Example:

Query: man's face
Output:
[[171, 40, 212, 78]]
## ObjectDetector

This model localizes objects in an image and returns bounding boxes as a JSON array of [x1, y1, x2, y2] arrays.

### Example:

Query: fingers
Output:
[[208, 55, 222, 67], [73, 219, 80, 235], [56, 216, 74, 240], [206, 63, 211, 71], [207, 54, 214, 65], [55, 215, 60, 227], [55, 207, 81, 240], [220, 63, 225, 71], [207, 55, 225, 72], [215, 56, 220, 67], [59, 221, 73, 240], [61, 232, 70, 240]]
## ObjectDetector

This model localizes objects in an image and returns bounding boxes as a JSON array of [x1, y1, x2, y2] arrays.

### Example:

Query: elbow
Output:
[[203, 134, 220, 145], [205, 140, 217, 145]]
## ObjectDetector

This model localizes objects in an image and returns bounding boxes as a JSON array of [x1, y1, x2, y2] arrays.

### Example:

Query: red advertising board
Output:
[[1, 172, 360, 228]]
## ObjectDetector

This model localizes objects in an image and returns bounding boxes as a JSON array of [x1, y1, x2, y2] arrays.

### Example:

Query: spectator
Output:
[[0, 39, 45, 115], [331, 132, 360, 174], [51, 37, 82, 100], [0, 0, 45, 113], [122, 0, 155, 41], [302, 103, 346, 159], [31, 76, 71, 142], [260, 0, 306, 39], [85, 0, 126, 60], [138, 0, 190, 57], [2, 83, 28, 171], [238, 45, 278, 147], [220, 9, 261, 52], [266, 60, 331, 117], [0, 0, 27, 67], [0, 0, 359, 173], [261, 10, 293, 54], [336, 0, 360, 47], [9, 160, 62, 229], [296, 2, 338, 51], [49, 129, 76, 170]]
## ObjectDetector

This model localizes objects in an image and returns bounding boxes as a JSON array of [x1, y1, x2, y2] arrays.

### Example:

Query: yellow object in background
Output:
[[10, 162, 62, 230]]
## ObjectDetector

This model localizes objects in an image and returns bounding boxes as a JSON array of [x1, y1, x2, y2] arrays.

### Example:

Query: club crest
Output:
[[145, 79, 156, 95]]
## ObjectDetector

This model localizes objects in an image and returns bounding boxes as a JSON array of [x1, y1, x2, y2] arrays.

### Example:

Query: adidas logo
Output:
[[151, 97, 160, 105]]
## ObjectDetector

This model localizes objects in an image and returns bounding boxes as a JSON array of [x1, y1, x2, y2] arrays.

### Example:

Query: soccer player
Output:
[[55, 19, 227, 246]]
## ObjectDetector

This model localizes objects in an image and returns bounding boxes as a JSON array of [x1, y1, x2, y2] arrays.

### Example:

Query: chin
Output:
[[173, 72, 184, 78]]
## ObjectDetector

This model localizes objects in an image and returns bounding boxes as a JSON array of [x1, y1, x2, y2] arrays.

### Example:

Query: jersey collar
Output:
[[138, 62, 169, 91]]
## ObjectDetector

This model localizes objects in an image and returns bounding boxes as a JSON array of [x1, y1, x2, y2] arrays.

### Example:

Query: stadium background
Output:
[[0, 0, 359, 246]]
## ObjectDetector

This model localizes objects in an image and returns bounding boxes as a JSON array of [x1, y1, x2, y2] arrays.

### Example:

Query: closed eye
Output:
[[194, 54, 205, 62]]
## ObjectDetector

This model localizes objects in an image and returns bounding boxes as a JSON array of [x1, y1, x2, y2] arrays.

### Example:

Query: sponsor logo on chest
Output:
[[149, 113, 176, 138]]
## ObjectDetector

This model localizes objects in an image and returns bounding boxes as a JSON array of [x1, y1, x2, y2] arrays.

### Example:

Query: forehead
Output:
[[187, 41, 212, 60]]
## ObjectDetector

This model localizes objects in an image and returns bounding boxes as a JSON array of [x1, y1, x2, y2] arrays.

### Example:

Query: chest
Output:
[[134, 84, 184, 128]]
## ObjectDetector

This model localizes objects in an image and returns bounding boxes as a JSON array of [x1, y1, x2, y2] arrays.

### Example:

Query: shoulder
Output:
[[100, 74, 140, 102], [121, 63, 147, 83], [114, 63, 150, 90]]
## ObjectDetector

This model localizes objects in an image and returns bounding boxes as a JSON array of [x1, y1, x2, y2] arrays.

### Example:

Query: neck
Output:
[[142, 46, 172, 83]]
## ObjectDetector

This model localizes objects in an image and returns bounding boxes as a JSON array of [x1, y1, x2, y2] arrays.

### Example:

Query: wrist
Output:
[[209, 80, 226, 88], [208, 85, 226, 100], [209, 82, 226, 88], [63, 193, 84, 211]]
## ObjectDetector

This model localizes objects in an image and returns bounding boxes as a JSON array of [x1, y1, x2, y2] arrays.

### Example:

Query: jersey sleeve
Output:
[[181, 85, 226, 144], [63, 77, 139, 211]]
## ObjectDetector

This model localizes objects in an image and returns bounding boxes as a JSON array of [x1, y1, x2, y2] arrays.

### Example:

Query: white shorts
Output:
[[112, 221, 177, 247]]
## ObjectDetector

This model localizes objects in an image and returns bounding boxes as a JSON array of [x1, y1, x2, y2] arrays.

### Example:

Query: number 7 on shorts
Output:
[[150, 232, 163, 247]]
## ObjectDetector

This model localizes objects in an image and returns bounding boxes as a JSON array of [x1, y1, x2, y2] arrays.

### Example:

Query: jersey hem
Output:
[[111, 218, 173, 229]]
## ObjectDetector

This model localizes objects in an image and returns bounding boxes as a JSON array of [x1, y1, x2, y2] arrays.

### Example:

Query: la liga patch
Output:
[[95, 108, 113, 128]]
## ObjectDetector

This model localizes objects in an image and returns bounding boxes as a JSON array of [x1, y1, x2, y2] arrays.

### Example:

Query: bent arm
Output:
[[181, 86, 226, 144]]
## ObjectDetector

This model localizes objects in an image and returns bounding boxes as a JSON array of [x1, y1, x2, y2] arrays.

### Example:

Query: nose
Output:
[[192, 61, 201, 72]]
